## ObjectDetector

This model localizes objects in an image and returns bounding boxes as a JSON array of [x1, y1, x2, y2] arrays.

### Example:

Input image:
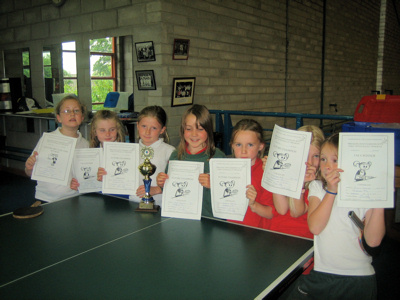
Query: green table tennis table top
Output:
[[0, 193, 313, 299]]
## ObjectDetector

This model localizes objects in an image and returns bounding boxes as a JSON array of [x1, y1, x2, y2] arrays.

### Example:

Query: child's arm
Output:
[[136, 185, 163, 198], [70, 178, 80, 191], [97, 167, 107, 182], [25, 151, 38, 177], [363, 208, 385, 247], [308, 168, 343, 235], [156, 172, 169, 188], [272, 194, 289, 215], [248, 184, 274, 219], [198, 173, 210, 189]]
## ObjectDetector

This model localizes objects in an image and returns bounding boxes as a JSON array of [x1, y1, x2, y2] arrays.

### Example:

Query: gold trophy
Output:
[[136, 146, 159, 212]]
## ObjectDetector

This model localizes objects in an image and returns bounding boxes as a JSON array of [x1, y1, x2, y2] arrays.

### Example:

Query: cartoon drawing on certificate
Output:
[[272, 151, 291, 169], [48, 153, 58, 166], [220, 180, 238, 198], [353, 161, 374, 181], [172, 181, 189, 197], [81, 167, 93, 180], [112, 161, 127, 176]]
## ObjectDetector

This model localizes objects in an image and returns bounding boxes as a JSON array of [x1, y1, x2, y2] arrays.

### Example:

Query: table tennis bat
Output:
[[13, 200, 43, 219]]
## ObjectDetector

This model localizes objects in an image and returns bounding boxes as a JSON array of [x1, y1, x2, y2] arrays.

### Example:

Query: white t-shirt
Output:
[[308, 180, 374, 276], [129, 138, 175, 206], [33, 127, 89, 202]]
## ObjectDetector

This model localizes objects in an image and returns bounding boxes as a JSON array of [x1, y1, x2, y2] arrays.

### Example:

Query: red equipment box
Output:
[[354, 94, 400, 123]]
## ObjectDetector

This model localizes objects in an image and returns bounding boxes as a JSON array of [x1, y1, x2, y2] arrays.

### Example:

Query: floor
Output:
[[1, 170, 399, 299]]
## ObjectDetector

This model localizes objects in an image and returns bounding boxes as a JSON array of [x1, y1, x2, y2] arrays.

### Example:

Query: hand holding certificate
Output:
[[31, 132, 77, 186], [161, 161, 204, 220], [73, 148, 102, 193], [261, 125, 311, 199], [337, 132, 394, 208], [210, 158, 251, 221], [102, 142, 140, 195]]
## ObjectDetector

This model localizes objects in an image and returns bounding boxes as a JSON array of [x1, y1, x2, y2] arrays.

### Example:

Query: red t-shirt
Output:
[[268, 190, 313, 239], [230, 158, 273, 229]]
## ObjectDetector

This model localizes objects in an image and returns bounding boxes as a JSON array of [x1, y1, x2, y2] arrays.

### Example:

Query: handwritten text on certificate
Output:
[[161, 161, 204, 220], [210, 158, 250, 221], [102, 142, 140, 195], [337, 132, 394, 208], [31, 132, 77, 186], [261, 125, 311, 199]]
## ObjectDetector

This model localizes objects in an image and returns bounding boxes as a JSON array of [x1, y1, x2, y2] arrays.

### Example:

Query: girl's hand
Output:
[[304, 162, 318, 183], [325, 168, 343, 193], [246, 185, 257, 207], [156, 172, 169, 188], [136, 185, 146, 198], [25, 151, 38, 171], [70, 178, 80, 191], [97, 167, 107, 182], [199, 173, 210, 189], [261, 155, 268, 170]]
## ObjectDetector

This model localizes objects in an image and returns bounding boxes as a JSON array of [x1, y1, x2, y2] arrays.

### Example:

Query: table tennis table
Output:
[[0, 193, 313, 299]]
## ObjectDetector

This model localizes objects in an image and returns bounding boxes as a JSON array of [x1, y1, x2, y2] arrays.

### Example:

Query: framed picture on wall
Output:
[[136, 70, 156, 90], [171, 77, 195, 107], [135, 41, 156, 62], [173, 39, 190, 60]]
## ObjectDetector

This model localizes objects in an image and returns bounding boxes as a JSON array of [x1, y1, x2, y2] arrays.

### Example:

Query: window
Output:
[[22, 49, 30, 78], [62, 41, 77, 95], [90, 37, 116, 110]]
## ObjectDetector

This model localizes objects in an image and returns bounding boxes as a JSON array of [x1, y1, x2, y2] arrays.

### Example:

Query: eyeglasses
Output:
[[61, 109, 82, 115]]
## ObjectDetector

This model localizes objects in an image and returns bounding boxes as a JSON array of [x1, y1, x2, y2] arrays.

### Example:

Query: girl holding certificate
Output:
[[269, 125, 324, 238], [156, 104, 226, 217], [289, 133, 385, 299], [70, 109, 125, 190], [25, 95, 89, 202], [95, 106, 174, 206], [228, 119, 274, 228]]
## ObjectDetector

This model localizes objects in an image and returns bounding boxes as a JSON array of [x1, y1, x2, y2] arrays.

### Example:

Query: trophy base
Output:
[[135, 202, 160, 213]]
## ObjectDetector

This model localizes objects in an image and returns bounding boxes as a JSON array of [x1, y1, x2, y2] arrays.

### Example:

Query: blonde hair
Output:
[[55, 94, 87, 121], [316, 132, 339, 189], [138, 105, 169, 143], [230, 119, 265, 158], [90, 110, 126, 148], [177, 104, 215, 160], [289, 125, 325, 214]]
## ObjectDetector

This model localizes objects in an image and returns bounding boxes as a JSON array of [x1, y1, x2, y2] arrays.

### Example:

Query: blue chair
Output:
[[104, 92, 120, 108]]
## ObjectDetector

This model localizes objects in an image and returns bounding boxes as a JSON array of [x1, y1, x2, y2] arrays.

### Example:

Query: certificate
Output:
[[31, 132, 77, 186], [73, 148, 103, 193], [337, 132, 394, 208], [161, 161, 204, 220], [210, 158, 250, 221], [261, 125, 311, 199], [102, 142, 140, 195]]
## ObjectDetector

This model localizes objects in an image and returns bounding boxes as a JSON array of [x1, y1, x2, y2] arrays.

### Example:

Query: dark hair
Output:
[[177, 104, 215, 159], [90, 110, 126, 147], [230, 119, 265, 158], [138, 106, 169, 142]]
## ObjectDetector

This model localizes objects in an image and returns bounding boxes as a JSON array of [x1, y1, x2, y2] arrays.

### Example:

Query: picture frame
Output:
[[135, 41, 156, 62], [171, 77, 195, 107], [136, 70, 156, 90], [173, 39, 190, 60]]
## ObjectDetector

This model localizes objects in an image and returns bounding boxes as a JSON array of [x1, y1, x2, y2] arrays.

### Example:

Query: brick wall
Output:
[[0, 0, 399, 147]]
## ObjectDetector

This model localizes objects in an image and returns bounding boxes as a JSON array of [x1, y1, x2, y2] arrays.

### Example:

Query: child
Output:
[[156, 104, 226, 217], [229, 119, 274, 228], [128, 106, 175, 207], [269, 125, 325, 238], [289, 133, 385, 299], [70, 109, 126, 190], [25, 95, 89, 202]]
